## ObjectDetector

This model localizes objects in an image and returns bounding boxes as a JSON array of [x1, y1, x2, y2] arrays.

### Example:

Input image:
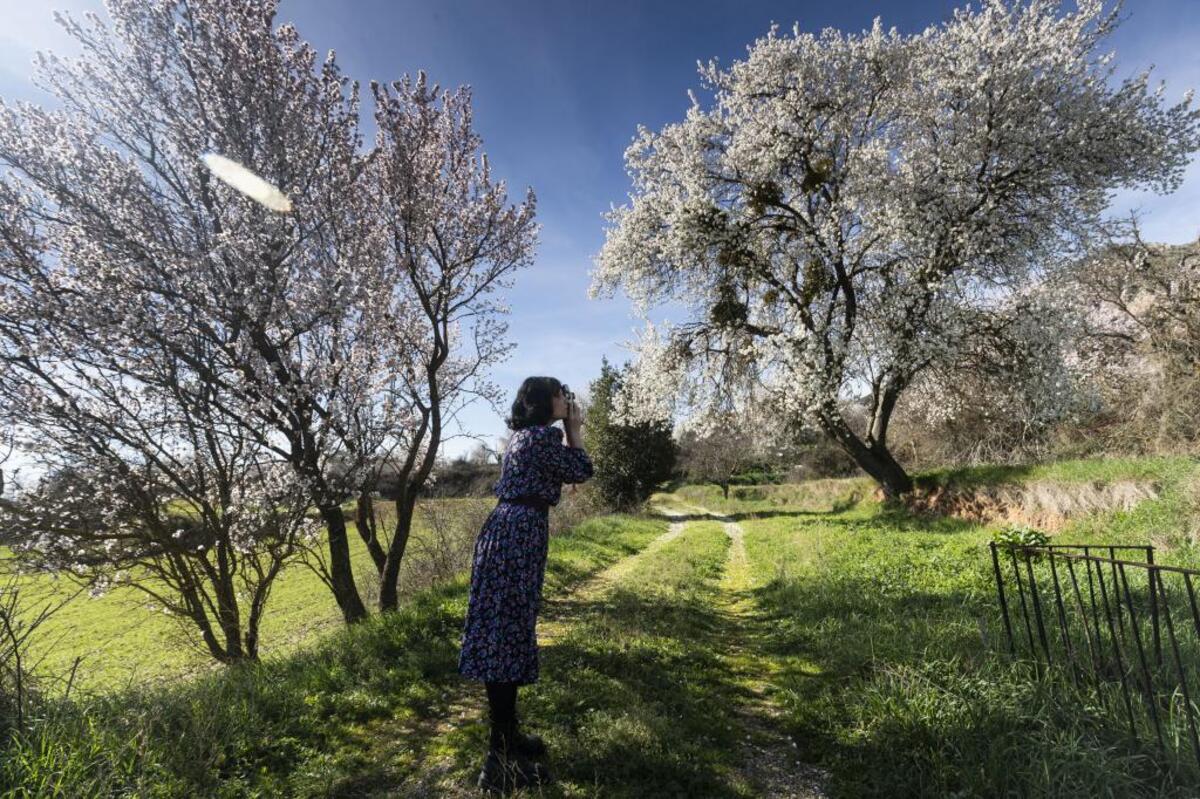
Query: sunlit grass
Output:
[[0, 508, 669, 795], [915, 454, 1195, 489], [734, 458, 1200, 796], [4, 498, 466, 693], [7, 457, 1200, 796]]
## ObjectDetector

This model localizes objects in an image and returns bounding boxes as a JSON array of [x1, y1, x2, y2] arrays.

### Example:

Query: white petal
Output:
[[199, 153, 293, 213]]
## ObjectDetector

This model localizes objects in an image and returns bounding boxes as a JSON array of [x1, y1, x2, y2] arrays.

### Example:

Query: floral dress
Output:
[[457, 423, 594, 685]]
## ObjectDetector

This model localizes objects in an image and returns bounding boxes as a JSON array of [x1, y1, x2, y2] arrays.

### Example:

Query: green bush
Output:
[[584, 358, 677, 510], [992, 525, 1051, 548]]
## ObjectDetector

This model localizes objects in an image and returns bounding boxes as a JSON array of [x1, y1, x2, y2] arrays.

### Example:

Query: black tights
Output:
[[486, 680, 518, 726]]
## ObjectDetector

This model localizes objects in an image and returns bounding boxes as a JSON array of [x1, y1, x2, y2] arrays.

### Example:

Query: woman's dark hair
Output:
[[505, 376, 563, 431]]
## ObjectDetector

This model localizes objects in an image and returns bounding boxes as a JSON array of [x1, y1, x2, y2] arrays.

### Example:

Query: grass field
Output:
[[4, 456, 1200, 796], [3, 498, 476, 693]]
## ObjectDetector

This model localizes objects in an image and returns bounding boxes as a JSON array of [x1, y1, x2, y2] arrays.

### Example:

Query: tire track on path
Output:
[[537, 505, 693, 647], [389, 500, 830, 797], [678, 500, 830, 799]]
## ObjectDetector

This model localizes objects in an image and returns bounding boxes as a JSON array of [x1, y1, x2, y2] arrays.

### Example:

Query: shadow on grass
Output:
[[526, 584, 752, 798], [746, 556, 1200, 797], [375, 583, 753, 797]]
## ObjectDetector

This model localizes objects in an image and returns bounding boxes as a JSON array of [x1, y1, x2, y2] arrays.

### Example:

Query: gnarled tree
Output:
[[591, 0, 1200, 496]]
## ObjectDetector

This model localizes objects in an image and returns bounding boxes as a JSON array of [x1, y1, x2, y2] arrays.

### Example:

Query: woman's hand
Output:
[[565, 397, 583, 446]]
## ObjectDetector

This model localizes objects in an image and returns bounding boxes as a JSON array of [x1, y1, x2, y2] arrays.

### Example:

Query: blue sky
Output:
[[1, 0, 1197, 461]]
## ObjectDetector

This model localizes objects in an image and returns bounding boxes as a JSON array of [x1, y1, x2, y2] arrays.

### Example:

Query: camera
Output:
[[561, 384, 577, 420]]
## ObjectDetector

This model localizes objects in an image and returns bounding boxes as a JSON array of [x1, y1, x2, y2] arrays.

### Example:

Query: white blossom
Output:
[[591, 0, 1199, 495]]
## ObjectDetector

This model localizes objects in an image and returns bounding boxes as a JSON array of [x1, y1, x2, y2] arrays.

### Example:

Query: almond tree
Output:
[[0, 179, 320, 663], [591, 0, 1200, 496], [898, 288, 1084, 463], [364, 73, 538, 611], [0, 0, 416, 624], [1057, 219, 1200, 448]]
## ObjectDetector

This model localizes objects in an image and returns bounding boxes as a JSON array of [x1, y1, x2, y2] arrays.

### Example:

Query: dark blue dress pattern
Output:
[[457, 423, 594, 684]]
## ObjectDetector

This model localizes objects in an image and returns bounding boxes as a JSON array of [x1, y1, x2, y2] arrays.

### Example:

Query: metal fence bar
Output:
[[1043, 544, 1155, 553], [1063, 559, 1096, 666], [990, 542, 1200, 764], [1183, 574, 1200, 641], [1024, 550, 1054, 665], [1148, 548, 1163, 666], [1109, 547, 1129, 649], [1153, 569, 1200, 770], [1090, 554, 1139, 739], [990, 543, 1016, 657], [1048, 554, 1081, 688], [1008, 547, 1039, 669], [1082, 548, 1112, 684], [1116, 562, 1166, 750]]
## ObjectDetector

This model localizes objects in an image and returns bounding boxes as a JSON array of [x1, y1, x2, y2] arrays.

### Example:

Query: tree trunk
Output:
[[318, 503, 368, 623], [214, 545, 244, 660], [244, 626, 259, 660], [379, 488, 417, 612], [852, 443, 913, 499], [820, 413, 913, 499], [355, 491, 387, 573], [378, 498, 416, 612], [186, 598, 230, 663]]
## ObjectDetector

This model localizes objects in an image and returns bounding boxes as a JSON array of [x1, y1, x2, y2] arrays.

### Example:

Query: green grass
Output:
[[914, 455, 1196, 490], [4, 499, 472, 694], [542, 512, 669, 594], [673, 477, 873, 517], [0, 510, 672, 797], [737, 460, 1200, 796], [523, 520, 745, 797], [7, 456, 1200, 796]]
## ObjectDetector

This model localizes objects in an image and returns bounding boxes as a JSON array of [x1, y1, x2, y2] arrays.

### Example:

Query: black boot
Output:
[[477, 718, 552, 795]]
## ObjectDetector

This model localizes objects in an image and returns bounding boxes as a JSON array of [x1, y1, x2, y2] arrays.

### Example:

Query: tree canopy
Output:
[[591, 0, 1200, 496]]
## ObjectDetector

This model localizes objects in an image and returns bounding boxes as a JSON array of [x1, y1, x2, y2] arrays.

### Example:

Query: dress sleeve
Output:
[[537, 426, 594, 484]]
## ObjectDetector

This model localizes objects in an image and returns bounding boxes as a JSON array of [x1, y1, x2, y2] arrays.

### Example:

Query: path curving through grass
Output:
[[381, 500, 829, 797]]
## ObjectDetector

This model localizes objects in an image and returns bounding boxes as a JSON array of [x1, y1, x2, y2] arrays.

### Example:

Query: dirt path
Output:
[[537, 506, 693, 647], [386, 503, 829, 797], [386, 508, 698, 797], [679, 501, 830, 799]]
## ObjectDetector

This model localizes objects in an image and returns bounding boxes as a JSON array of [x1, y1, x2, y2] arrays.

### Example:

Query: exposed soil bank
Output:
[[901, 479, 1161, 530]]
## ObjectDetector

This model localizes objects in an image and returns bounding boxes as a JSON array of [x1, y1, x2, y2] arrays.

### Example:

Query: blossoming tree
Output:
[[0, 171, 323, 663], [0, 0, 410, 628], [1057, 219, 1200, 448], [357, 73, 537, 611], [591, 0, 1200, 496], [0, 0, 538, 629]]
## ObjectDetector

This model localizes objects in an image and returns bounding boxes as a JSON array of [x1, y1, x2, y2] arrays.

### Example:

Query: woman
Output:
[[458, 376, 594, 794]]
